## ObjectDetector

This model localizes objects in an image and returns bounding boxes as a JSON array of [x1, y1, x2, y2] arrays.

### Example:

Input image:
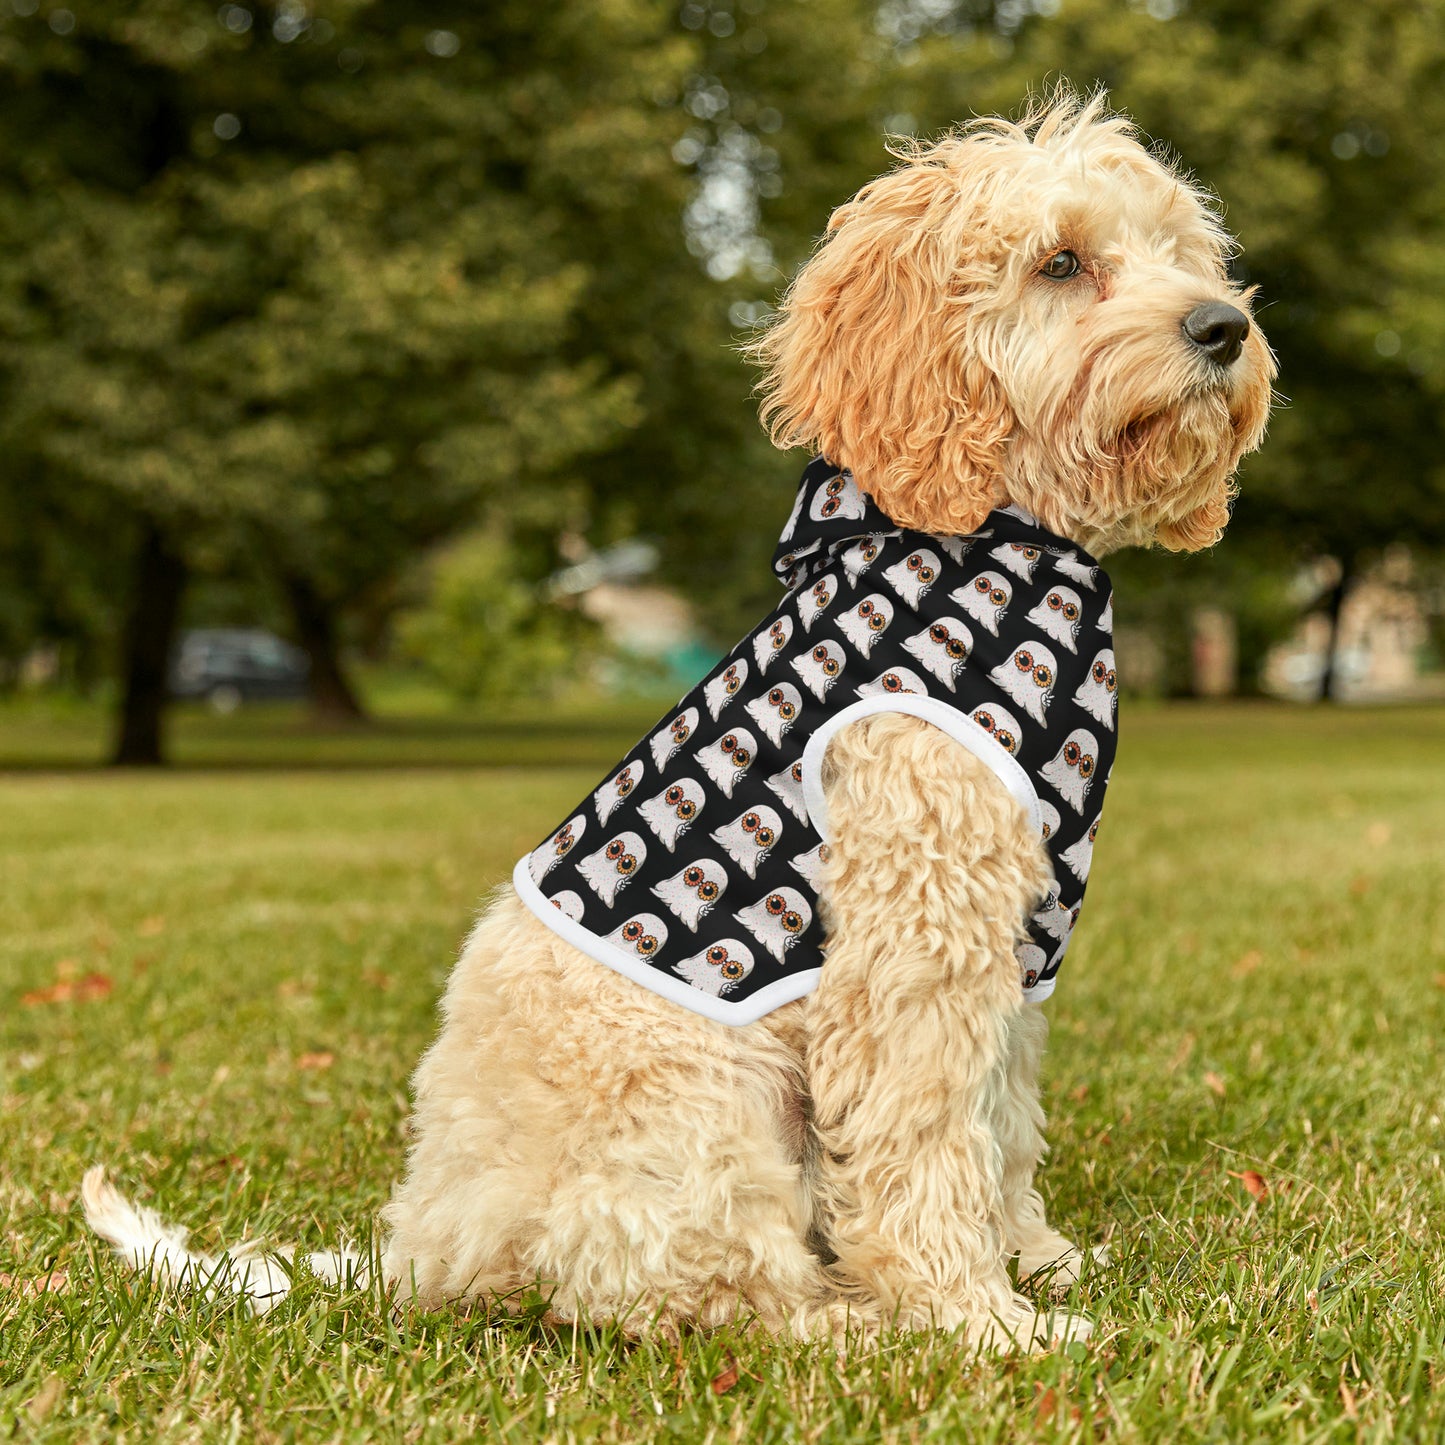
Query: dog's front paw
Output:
[[970, 1295, 1093, 1353], [1017, 1238, 1109, 1294]]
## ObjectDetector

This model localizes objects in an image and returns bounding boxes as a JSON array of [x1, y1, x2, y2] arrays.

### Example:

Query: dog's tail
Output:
[[81, 1166, 369, 1315]]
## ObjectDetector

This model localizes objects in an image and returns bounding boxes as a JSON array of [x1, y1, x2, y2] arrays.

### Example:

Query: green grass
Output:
[[2, 702, 1443, 1442]]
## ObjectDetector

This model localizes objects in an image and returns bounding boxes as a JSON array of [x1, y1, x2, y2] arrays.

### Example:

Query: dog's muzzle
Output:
[[1182, 302, 1250, 367]]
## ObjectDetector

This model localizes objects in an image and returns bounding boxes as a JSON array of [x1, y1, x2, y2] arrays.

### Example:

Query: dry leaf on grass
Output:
[[0, 1267, 70, 1298], [1228, 1169, 1269, 1200], [710, 1356, 740, 1395], [295, 1051, 334, 1071], [1204, 1071, 1227, 1098], [21, 973, 113, 1007]]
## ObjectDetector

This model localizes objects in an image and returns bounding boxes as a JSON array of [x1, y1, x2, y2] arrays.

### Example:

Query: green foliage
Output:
[[2, 704, 1444, 1438], [395, 533, 599, 705]]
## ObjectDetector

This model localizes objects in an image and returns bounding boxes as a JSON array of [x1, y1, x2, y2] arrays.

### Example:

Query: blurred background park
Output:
[[3, 0, 1445, 767]]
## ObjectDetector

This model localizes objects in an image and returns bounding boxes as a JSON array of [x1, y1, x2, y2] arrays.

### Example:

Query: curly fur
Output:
[[84, 88, 1272, 1353]]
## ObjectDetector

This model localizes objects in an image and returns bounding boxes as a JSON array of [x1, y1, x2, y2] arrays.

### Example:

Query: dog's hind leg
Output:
[[993, 1003, 1095, 1290], [805, 713, 1090, 1350]]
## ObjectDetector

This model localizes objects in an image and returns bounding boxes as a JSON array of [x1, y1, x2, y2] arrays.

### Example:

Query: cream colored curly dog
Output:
[[85, 92, 1273, 1350]]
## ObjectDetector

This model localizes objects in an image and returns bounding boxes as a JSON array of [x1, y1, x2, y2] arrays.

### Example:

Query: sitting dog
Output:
[[85, 91, 1273, 1350]]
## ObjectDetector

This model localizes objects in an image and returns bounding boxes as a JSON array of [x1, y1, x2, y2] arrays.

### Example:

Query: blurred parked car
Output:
[[169, 629, 310, 712]]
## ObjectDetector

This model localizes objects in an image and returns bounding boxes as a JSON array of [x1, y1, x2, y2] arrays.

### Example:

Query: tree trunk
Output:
[[1316, 555, 1355, 703], [111, 523, 187, 766], [284, 573, 367, 723]]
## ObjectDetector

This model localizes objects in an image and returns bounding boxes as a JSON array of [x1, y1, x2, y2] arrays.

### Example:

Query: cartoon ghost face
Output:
[[745, 683, 803, 747], [990, 541, 1042, 581], [856, 666, 928, 699], [970, 702, 1024, 756], [1074, 649, 1118, 729], [1025, 586, 1084, 652], [604, 912, 670, 961], [651, 859, 728, 931], [1061, 814, 1100, 882], [789, 842, 831, 890], [1037, 798, 1061, 842], [809, 469, 869, 521], [988, 641, 1058, 726], [672, 938, 756, 997], [836, 594, 896, 657], [704, 659, 748, 721], [953, 571, 1012, 636], [1040, 728, 1099, 813], [649, 708, 698, 770], [882, 548, 942, 607], [1032, 890, 1078, 942], [548, 889, 585, 923], [576, 831, 648, 906], [839, 534, 888, 585], [637, 777, 706, 851], [765, 759, 809, 823], [797, 573, 837, 633], [696, 728, 757, 798], [710, 806, 784, 879], [902, 617, 974, 690], [528, 814, 587, 882], [754, 616, 794, 675], [735, 887, 813, 963], [595, 762, 644, 826], [1016, 942, 1047, 990], [792, 641, 845, 701]]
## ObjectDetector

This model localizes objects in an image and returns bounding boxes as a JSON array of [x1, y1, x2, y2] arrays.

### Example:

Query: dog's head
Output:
[[752, 90, 1275, 554]]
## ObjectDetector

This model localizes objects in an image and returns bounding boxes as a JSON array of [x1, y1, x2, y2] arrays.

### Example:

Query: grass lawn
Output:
[[2, 701, 1443, 1442]]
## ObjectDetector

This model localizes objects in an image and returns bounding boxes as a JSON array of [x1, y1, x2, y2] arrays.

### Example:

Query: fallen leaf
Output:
[[138, 915, 167, 937], [1231, 950, 1263, 978], [1204, 1071, 1227, 1098], [0, 1267, 69, 1298], [295, 1051, 334, 1071], [710, 1356, 739, 1395], [1034, 1386, 1058, 1425], [1228, 1169, 1269, 1200], [21, 973, 112, 1007]]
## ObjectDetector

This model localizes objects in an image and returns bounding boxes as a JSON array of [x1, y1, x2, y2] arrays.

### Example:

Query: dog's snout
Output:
[[1182, 302, 1250, 367]]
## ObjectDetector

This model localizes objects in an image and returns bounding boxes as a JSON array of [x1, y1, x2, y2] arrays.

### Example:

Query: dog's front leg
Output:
[[806, 713, 1088, 1349]]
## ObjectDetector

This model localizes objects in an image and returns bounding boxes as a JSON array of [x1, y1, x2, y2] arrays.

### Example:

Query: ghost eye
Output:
[[974, 710, 995, 730], [946, 639, 967, 660], [862, 544, 877, 561], [1014, 651, 1034, 672], [1025, 548, 1039, 561], [782, 911, 804, 933], [974, 577, 992, 594], [1041, 249, 1081, 280], [867, 612, 885, 632], [676, 800, 697, 820], [764, 894, 786, 915], [1063, 742, 1081, 765], [907, 555, 922, 572], [733, 747, 751, 766], [929, 624, 949, 643], [790, 763, 802, 781], [755, 827, 775, 847], [1047, 593, 1063, 611], [990, 588, 1007, 606], [1040, 817, 1053, 840], [605, 840, 625, 859], [1092, 661, 1107, 682], [720, 958, 745, 980], [822, 658, 839, 677], [1024, 969, 1040, 987], [621, 921, 643, 941], [858, 601, 874, 617], [813, 581, 829, 598], [812, 645, 829, 662], [997, 729, 1017, 753], [1105, 670, 1117, 691], [697, 881, 719, 902], [820, 498, 840, 517], [1078, 754, 1095, 778], [707, 945, 729, 965], [743, 813, 762, 832], [721, 734, 738, 753], [725, 675, 740, 694], [617, 853, 637, 874], [768, 688, 784, 706], [1063, 603, 1080, 622], [1033, 665, 1053, 688], [683, 867, 704, 886], [779, 702, 796, 721], [637, 934, 658, 955], [664, 786, 683, 805], [1088, 821, 1099, 841], [918, 566, 935, 584], [617, 775, 634, 795], [882, 673, 904, 692]]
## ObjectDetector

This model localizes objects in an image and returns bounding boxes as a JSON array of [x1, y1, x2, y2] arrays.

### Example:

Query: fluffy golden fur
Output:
[[85, 91, 1273, 1351]]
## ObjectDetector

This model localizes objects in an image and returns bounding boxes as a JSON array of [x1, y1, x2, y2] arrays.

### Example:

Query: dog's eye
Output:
[[1041, 249, 1081, 280]]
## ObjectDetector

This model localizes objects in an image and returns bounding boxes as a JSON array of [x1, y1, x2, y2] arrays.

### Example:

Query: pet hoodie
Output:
[[514, 457, 1118, 1026]]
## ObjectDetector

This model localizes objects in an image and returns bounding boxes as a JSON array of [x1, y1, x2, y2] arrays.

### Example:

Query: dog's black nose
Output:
[[1182, 302, 1250, 366]]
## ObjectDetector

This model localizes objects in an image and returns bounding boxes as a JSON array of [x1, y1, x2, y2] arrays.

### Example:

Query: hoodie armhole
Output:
[[798, 695, 1043, 842]]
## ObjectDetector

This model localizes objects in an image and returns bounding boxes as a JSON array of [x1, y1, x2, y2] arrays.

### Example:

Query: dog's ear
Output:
[[750, 146, 1012, 535]]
